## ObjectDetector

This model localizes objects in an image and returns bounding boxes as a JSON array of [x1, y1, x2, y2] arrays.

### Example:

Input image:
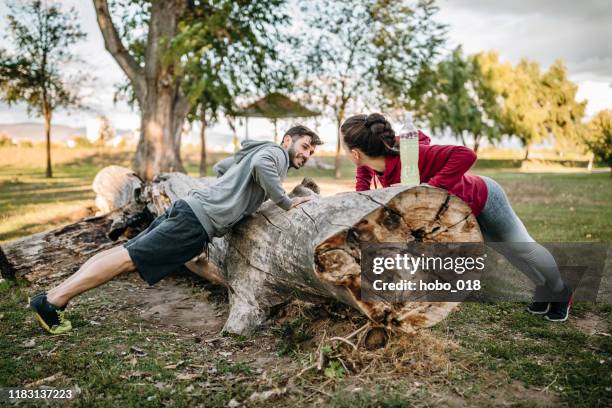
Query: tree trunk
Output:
[[2, 166, 482, 335], [335, 116, 343, 179], [44, 109, 52, 178], [199, 113, 208, 177], [93, 0, 189, 182], [132, 79, 188, 182], [473, 134, 481, 153], [459, 131, 467, 147], [523, 145, 530, 161]]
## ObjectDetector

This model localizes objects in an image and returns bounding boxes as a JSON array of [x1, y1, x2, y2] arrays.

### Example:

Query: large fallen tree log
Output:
[[1, 166, 482, 335]]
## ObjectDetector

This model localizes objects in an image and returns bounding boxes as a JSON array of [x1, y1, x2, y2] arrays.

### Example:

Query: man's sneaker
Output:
[[527, 285, 550, 315], [29, 294, 72, 334], [30, 292, 46, 301], [544, 284, 574, 322]]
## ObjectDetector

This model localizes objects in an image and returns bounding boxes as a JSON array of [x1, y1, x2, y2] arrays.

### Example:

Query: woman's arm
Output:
[[426, 145, 477, 189], [356, 165, 375, 191]]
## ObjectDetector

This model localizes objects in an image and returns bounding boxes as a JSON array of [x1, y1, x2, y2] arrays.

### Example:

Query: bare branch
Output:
[[92, 0, 145, 105]]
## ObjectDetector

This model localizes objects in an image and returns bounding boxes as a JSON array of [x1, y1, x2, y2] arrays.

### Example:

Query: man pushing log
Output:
[[29, 125, 323, 334]]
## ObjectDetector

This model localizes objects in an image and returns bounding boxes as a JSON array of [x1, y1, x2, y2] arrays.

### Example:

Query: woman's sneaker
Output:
[[29, 293, 72, 334], [527, 301, 550, 314], [544, 284, 574, 322], [527, 286, 550, 315]]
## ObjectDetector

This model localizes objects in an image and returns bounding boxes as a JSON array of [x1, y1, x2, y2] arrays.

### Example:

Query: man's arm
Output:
[[213, 157, 235, 177], [251, 148, 293, 210]]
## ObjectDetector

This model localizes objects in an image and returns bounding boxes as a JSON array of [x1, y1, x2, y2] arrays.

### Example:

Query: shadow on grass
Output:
[[0, 184, 94, 208]]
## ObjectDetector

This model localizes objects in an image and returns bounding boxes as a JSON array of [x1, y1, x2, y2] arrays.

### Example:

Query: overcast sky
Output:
[[0, 0, 610, 148]]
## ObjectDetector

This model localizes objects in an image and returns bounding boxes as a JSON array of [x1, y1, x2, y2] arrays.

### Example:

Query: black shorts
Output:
[[123, 199, 209, 286]]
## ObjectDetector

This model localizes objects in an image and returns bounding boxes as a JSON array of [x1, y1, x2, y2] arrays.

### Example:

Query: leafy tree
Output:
[[540, 60, 587, 155], [502, 60, 549, 159], [583, 110, 612, 176], [297, 0, 446, 178], [0, 0, 86, 178], [421, 48, 502, 152], [93, 0, 290, 181], [474, 53, 586, 160], [176, 15, 294, 177], [374, 0, 447, 115]]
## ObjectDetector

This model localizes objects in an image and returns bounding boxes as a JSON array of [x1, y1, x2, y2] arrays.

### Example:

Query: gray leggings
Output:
[[476, 176, 564, 292]]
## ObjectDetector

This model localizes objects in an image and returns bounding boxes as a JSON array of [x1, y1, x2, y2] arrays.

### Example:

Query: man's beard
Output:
[[288, 145, 307, 169]]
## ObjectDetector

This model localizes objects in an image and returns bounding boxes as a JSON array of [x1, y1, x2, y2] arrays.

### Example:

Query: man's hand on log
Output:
[[289, 196, 314, 209]]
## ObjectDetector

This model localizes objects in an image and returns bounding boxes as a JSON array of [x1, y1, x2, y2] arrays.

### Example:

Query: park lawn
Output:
[[0, 146, 611, 407], [0, 146, 224, 243], [2, 146, 610, 243]]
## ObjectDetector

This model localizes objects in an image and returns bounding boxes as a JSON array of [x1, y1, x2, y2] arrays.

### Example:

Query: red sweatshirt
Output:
[[355, 130, 488, 216]]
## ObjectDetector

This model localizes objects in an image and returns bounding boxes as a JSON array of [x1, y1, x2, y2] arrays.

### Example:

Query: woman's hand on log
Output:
[[389, 182, 431, 187], [289, 196, 314, 209]]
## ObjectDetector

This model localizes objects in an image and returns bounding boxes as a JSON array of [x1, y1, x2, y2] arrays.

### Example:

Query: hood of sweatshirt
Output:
[[417, 130, 431, 145], [234, 140, 287, 164]]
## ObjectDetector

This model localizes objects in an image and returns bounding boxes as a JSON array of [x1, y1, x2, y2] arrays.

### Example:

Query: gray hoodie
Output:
[[183, 140, 293, 238]]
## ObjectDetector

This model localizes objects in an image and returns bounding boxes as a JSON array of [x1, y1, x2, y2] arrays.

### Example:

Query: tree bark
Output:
[[92, 165, 144, 215], [0, 209, 138, 285], [2, 166, 482, 336], [0, 245, 16, 280]]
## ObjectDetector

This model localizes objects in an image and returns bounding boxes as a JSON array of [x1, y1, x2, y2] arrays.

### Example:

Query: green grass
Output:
[[475, 171, 612, 241], [434, 302, 612, 407]]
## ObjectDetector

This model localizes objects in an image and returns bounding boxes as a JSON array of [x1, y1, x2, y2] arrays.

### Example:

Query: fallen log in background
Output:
[[1, 209, 124, 284], [1, 166, 482, 335]]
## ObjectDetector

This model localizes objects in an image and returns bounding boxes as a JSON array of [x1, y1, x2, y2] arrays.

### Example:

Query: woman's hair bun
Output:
[[365, 113, 387, 128], [365, 113, 395, 147]]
